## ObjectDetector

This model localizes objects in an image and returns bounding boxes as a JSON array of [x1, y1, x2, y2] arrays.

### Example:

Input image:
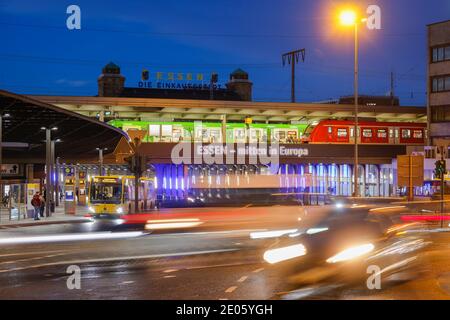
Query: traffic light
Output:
[[434, 160, 446, 179], [125, 154, 147, 175]]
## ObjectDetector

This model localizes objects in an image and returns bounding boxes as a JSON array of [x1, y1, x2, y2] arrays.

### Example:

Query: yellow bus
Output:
[[88, 176, 157, 215]]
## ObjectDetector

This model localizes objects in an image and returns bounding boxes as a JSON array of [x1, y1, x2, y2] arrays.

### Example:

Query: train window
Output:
[[161, 125, 172, 136], [401, 129, 411, 138], [350, 128, 354, 137], [327, 127, 332, 134], [389, 129, 394, 138], [337, 128, 348, 137], [362, 129, 372, 138], [149, 124, 160, 136], [395, 129, 399, 138], [413, 130, 423, 139], [377, 129, 387, 138]]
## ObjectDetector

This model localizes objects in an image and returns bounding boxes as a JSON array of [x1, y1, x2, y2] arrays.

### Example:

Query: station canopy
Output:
[[0, 89, 128, 163]]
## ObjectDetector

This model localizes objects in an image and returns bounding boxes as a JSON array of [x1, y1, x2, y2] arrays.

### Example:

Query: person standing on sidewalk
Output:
[[30, 192, 41, 221], [39, 192, 45, 218]]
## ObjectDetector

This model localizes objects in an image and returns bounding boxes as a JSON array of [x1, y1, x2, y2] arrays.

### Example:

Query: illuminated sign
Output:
[[137, 70, 223, 90]]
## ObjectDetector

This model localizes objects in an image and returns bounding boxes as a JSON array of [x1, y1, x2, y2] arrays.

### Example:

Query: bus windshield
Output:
[[90, 181, 122, 204]]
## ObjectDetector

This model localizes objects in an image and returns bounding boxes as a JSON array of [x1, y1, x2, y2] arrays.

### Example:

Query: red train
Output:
[[305, 120, 426, 145]]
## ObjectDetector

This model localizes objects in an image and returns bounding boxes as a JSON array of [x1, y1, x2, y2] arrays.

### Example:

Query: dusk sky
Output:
[[1, 0, 449, 105]]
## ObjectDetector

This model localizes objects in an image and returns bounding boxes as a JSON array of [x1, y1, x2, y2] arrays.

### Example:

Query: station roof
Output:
[[0, 90, 128, 163], [28, 95, 427, 123]]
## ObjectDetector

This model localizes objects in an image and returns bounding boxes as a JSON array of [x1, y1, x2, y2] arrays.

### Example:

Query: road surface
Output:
[[0, 204, 449, 300]]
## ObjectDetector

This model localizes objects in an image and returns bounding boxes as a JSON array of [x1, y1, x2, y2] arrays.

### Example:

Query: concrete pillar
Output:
[[336, 164, 341, 195]]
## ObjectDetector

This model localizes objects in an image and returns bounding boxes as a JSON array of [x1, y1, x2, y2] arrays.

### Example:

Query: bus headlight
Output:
[[88, 206, 95, 213], [116, 207, 123, 214]]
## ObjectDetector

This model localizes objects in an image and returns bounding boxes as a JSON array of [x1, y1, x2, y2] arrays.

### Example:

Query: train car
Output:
[[108, 120, 309, 144], [307, 120, 426, 145]]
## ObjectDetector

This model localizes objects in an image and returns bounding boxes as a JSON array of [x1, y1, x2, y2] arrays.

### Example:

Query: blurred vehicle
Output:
[[261, 203, 430, 297]]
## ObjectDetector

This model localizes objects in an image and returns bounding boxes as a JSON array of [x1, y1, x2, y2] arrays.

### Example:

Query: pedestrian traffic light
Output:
[[434, 160, 446, 179]]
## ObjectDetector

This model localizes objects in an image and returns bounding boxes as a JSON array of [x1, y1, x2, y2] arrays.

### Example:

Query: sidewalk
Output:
[[0, 204, 92, 229]]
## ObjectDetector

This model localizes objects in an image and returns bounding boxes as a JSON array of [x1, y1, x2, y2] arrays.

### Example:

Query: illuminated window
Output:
[[401, 129, 411, 139], [327, 126, 332, 134], [337, 128, 348, 137], [377, 129, 387, 138], [413, 130, 423, 139], [362, 129, 372, 138]]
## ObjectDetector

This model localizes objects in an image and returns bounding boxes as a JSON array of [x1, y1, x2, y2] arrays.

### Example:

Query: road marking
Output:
[[163, 275, 176, 279], [119, 281, 135, 285], [218, 298, 228, 300], [253, 267, 264, 273], [237, 276, 248, 283], [163, 269, 178, 273], [225, 286, 237, 293], [0, 253, 69, 265], [0, 248, 238, 273], [0, 249, 71, 258]]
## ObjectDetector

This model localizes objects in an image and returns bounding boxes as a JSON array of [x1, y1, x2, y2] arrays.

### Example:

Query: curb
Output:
[[0, 218, 92, 229]]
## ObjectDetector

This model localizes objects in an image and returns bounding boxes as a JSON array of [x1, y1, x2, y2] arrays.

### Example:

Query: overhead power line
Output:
[[0, 21, 426, 39]]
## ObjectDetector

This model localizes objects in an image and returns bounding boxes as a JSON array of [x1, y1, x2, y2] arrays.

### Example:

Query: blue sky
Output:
[[1, 0, 449, 105]]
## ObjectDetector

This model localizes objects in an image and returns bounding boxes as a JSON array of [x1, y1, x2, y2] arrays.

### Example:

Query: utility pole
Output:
[[282, 49, 306, 103], [390, 71, 395, 106]]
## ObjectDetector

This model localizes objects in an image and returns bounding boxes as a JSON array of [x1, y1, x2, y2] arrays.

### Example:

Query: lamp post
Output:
[[41, 126, 58, 217], [0, 113, 11, 202], [339, 9, 366, 197], [96, 147, 108, 176]]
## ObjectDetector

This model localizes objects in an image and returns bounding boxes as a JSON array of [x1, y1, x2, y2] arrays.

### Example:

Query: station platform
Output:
[[0, 204, 91, 228]]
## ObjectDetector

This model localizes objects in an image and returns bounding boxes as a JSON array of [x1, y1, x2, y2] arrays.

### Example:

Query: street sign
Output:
[[397, 155, 424, 201], [397, 155, 424, 187]]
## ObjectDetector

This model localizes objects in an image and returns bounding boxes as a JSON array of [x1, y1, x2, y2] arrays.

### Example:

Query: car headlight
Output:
[[263, 244, 307, 264], [326, 243, 374, 264], [88, 206, 95, 213], [116, 207, 123, 214], [306, 227, 328, 235]]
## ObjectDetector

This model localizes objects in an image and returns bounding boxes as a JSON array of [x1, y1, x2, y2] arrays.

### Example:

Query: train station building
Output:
[[19, 62, 436, 203]]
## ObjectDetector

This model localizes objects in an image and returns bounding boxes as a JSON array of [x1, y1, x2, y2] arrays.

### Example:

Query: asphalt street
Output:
[[0, 204, 449, 300]]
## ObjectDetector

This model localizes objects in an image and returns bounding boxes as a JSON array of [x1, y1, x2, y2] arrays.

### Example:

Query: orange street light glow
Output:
[[339, 10, 357, 26]]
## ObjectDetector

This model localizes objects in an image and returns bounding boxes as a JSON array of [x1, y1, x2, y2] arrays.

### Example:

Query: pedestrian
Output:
[[39, 193, 45, 218], [30, 192, 41, 221]]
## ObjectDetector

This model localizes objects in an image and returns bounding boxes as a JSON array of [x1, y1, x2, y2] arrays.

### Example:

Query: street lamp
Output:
[[41, 126, 58, 216], [0, 113, 11, 194], [338, 9, 366, 197], [96, 147, 108, 176]]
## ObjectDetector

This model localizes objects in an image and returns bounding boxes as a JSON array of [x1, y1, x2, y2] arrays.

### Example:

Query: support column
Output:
[[45, 129, 51, 217], [221, 114, 227, 144], [336, 164, 341, 196]]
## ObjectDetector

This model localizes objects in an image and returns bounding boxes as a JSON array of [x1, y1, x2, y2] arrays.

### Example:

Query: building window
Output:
[[432, 75, 450, 92], [413, 130, 423, 139], [431, 45, 450, 62], [362, 128, 372, 138], [431, 105, 450, 122], [377, 129, 387, 138], [337, 128, 347, 137], [401, 129, 411, 139]]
